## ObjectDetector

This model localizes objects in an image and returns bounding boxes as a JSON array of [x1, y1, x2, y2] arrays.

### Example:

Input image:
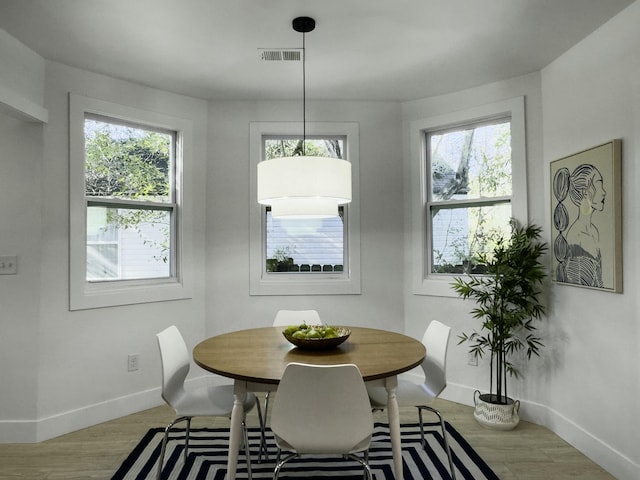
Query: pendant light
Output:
[[257, 16, 352, 218]]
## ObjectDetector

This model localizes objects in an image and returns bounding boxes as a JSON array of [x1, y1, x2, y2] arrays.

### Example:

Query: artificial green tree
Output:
[[452, 221, 548, 404]]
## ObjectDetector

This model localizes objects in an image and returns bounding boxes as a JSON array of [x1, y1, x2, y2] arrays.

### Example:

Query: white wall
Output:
[[0, 32, 405, 443], [0, 29, 46, 441], [34, 62, 209, 440], [540, 2, 640, 477], [400, 2, 640, 478], [0, 111, 43, 440], [401, 72, 545, 399], [0, 53, 210, 441], [1, 3, 639, 476], [205, 100, 404, 335], [0, 28, 47, 122]]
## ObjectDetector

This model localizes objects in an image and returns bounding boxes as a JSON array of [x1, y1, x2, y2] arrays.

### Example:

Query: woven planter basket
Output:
[[473, 390, 520, 430]]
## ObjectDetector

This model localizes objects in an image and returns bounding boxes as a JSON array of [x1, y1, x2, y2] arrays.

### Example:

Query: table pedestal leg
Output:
[[227, 381, 246, 480], [386, 375, 403, 480]]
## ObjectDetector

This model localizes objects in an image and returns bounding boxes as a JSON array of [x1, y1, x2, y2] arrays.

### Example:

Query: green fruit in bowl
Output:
[[283, 325, 299, 336], [306, 328, 322, 339], [283, 324, 348, 344], [324, 327, 338, 337]]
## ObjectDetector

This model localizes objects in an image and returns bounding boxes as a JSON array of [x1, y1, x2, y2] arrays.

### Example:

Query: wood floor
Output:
[[0, 397, 614, 479]]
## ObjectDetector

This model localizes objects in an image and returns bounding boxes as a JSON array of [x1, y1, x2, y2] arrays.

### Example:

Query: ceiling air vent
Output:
[[258, 48, 303, 62]]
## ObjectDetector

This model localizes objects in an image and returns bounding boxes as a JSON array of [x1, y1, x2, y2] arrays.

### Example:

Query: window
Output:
[[410, 97, 526, 296], [69, 94, 194, 310], [249, 122, 361, 295], [263, 137, 346, 274], [266, 206, 346, 273], [84, 116, 175, 281], [428, 118, 512, 274]]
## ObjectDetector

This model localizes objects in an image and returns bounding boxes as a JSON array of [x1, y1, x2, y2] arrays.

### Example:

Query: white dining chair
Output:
[[156, 325, 258, 480], [257, 309, 321, 461], [367, 320, 456, 480], [272, 309, 321, 326], [270, 362, 374, 480]]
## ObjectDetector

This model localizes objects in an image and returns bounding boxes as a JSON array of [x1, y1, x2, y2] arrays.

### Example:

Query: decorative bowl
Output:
[[283, 327, 351, 350]]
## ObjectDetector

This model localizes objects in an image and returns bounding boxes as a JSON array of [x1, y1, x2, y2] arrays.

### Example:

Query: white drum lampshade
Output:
[[256, 18, 351, 219], [257, 156, 351, 218]]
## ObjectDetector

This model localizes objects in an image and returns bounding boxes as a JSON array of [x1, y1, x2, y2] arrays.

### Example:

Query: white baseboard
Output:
[[0, 387, 162, 443], [441, 382, 640, 480], [0, 375, 217, 444], [3, 376, 638, 480], [0, 419, 38, 444]]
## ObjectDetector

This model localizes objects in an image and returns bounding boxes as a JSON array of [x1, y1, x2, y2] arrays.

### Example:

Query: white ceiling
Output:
[[0, 0, 634, 102]]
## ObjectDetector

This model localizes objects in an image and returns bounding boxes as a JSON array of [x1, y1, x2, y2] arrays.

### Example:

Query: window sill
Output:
[[70, 278, 193, 310], [412, 274, 460, 298], [250, 272, 360, 296]]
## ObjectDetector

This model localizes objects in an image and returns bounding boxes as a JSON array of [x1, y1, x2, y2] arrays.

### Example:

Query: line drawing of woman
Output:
[[553, 163, 606, 287]]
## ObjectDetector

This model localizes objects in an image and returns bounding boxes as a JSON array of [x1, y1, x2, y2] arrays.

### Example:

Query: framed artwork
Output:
[[550, 139, 622, 293]]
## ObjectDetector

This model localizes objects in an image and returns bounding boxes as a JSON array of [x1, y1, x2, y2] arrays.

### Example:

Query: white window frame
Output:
[[69, 94, 194, 310], [249, 122, 361, 296], [410, 97, 527, 297]]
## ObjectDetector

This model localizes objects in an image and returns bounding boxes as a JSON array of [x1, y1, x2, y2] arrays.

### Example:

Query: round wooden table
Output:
[[194, 326, 425, 480]]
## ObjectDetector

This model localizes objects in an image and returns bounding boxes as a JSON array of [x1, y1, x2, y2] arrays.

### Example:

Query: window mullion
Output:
[[428, 195, 511, 209], [87, 197, 176, 211]]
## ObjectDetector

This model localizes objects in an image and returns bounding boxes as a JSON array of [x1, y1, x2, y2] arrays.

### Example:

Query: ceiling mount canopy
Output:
[[292, 16, 315, 34], [257, 16, 352, 219]]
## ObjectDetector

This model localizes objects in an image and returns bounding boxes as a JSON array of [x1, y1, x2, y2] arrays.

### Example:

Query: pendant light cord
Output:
[[302, 29, 306, 155], [293, 16, 314, 157]]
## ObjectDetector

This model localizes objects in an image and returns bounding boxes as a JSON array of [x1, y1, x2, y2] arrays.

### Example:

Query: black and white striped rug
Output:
[[112, 422, 499, 479]]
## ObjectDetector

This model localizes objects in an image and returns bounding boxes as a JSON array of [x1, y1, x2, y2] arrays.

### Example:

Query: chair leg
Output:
[[157, 415, 256, 480], [184, 417, 192, 462], [256, 393, 269, 462], [264, 391, 271, 418], [363, 450, 372, 480], [418, 407, 425, 447], [242, 419, 253, 480], [273, 452, 298, 480], [156, 415, 190, 480], [418, 406, 456, 480], [346, 452, 372, 480], [258, 392, 270, 462], [274, 451, 370, 480]]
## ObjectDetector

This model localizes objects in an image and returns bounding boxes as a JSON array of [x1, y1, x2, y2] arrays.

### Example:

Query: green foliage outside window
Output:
[[84, 119, 174, 274], [85, 121, 170, 200], [265, 138, 343, 160], [430, 121, 513, 274]]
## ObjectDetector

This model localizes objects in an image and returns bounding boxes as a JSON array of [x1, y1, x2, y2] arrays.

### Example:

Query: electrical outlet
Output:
[[127, 354, 139, 372], [467, 352, 478, 366], [0, 256, 17, 275]]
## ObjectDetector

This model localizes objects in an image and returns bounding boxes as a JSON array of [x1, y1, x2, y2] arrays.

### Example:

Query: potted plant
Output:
[[267, 246, 295, 272], [451, 220, 547, 430]]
